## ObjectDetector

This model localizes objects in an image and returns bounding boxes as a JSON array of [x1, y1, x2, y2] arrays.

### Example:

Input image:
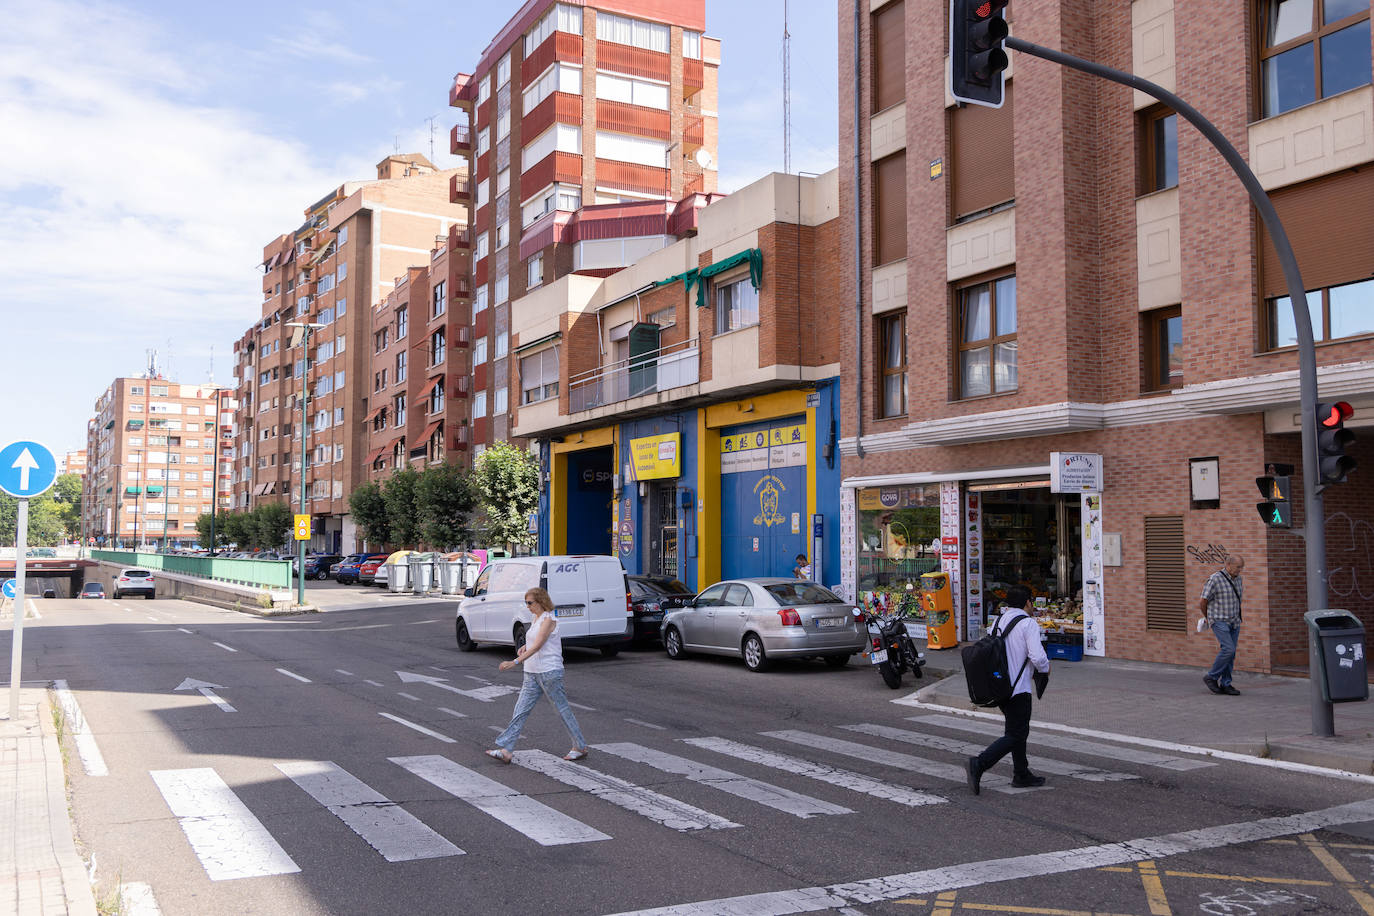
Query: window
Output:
[[337, 262, 347, 282], [871, 0, 905, 112], [595, 130, 670, 168], [432, 280, 446, 318], [430, 381, 445, 414], [523, 63, 582, 114], [496, 221, 509, 250], [497, 109, 511, 141], [373, 407, 388, 432], [474, 286, 489, 313], [495, 275, 509, 304], [596, 11, 669, 52], [497, 168, 510, 197], [521, 347, 560, 403], [879, 312, 907, 417], [478, 127, 490, 156], [1143, 306, 1184, 390], [396, 350, 407, 382], [647, 306, 676, 328], [522, 124, 581, 172], [478, 74, 491, 104], [431, 329, 446, 365], [498, 52, 511, 87], [1140, 108, 1178, 194], [1260, 0, 1371, 117], [683, 30, 702, 59], [318, 307, 334, 325], [152, 386, 168, 397], [873, 151, 907, 265], [337, 298, 347, 316], [374, 328, 389, 352], [473, 391, 488, 418], [495, 331, 509, 359], [317, 273, 335, 293], [374, 369, 387, 392], [395, 306, 408, 339], [525, 3, 583, 56], [477, 179, 490, 210], [334, 444, 344, 461], [527, 253, 544, 288], [522, 182, 581, 225], [957, 275, 1018, 398], [394, 394, 407, 426], [337, 226, 348, 246], [334, 408, 344, 426], [1269, 279, 1374, 347], [474, 337, 488, 365], [494, 387, 508, 414], [595, 71, 670, 109], [334, 370, 345, 389], [715, 275, 760, 334], [131, 385, 145, 395], [475, 233, 489, 260]]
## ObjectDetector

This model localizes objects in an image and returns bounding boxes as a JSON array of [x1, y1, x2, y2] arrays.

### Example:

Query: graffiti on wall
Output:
[[1327, 512, 1374, 602], [1187, 543, 1233, 565]]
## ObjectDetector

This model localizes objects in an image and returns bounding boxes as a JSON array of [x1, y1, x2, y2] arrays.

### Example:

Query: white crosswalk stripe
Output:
[[907, 714, 1217, 771], [514, 750, 740, 831], [842, 724, 1138, 782], [275, 760, 463, 862], [150, 768, 300, 881], [762, 729, 1033, 794], [593, 742, 853, 817], [391, 754, 611, 846], [683, 737, 947, 807]]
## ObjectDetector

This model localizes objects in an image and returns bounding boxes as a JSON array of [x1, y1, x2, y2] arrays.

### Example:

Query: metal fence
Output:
[[569, 341, 699, 413], [91, 551, 291, 590]]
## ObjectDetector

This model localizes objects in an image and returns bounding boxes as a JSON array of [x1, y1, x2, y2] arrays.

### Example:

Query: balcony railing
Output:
[[568, 340, 699, 413]]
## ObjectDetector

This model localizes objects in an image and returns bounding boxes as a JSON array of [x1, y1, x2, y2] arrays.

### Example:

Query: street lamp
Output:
[[287, 321, 325, 607]]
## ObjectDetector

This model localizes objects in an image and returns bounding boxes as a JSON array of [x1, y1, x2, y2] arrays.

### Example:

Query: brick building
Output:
[[59, 450, 87, 479], [230, 154, 467, 553], [83, 378, 234, 548], [838, 0, 1373, 670], [447, 0, 720, 457]]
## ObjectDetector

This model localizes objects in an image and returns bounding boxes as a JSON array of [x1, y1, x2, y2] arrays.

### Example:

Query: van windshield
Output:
[[489, 563, 539, 592]]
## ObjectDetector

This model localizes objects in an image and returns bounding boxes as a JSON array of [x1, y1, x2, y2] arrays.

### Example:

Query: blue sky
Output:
[[0, 0, 839, 459]]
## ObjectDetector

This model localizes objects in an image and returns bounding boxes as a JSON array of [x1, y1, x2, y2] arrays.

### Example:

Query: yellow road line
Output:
[[1158, 870, 1331, 887], [894, 900, 929, 907], [1302, 833, 1374, 915], [1136, 861, 1170, 915], [933, 890, 958, 916]]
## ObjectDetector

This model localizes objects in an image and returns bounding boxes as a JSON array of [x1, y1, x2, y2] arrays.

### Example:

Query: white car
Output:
[[113, 568, 156, 600], [455, 555, 632, 657]]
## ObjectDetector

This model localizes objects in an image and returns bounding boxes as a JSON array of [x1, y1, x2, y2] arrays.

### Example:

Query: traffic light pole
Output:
[[1003, 36, 1334, 736]]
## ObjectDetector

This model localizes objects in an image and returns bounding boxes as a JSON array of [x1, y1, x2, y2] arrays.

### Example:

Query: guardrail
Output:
[[569, 340, 699, 413], [90, 550, 291, 590]]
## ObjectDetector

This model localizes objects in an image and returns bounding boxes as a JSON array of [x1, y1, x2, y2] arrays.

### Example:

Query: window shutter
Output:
[[1144, 515, 1186, 632], [950, 83, 1015, 220], [1259, 169, 1374, 298], [873, 151, 907, 266], [872, 1, 906, 113]]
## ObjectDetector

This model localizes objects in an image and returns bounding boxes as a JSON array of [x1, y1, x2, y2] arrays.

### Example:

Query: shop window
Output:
[[873, 151, 907, 266], [1260, 0, 1371, 118], [714, 273, 760, 334], [871, 0, 905, 113], [1143, 305, 1183, 391], [1138, 107, 1178, 195], [1268, 279, 1374, 348], [1144, 515, 1187, 631], [855, 485, 942, 601], [956, 274, 1017, 398], [878, 312, 907, 418]]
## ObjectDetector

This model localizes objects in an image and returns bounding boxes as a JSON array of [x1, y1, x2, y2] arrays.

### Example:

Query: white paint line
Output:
[[843, 723, 1137, 782], [437, 707, 468, 719], [145, 616, 159, 622], [684, 737, 946, 808], [907, 714, 1216, 772], [364, 679, 384, 687], [213, 643, 238, 653], [150, 768, 300, 881], [624, 717, 665, 730], [119, 881, 161, 916], [391, 754, 611, 846], [594, 743, 853, 818], [176, 628, 192, 634], [568, 701, 597, 711], [378, 713, 456, 743], [463, 684, 517, 702], [276, 668, 312, 683], [428, 666, 447, 673], [398, 692, 422, 701], [516, 749, 740, 831], [26, 599, 40, 620], [335, 669, 354, 676], [275, 760, 463, 862], [763, 730, 1028, 795], [52, 679, 108, 777], [606, 797, 1374, 916], [463, 675, 492, 684]]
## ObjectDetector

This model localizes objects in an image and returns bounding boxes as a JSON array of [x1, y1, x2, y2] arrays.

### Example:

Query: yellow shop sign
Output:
[[630, 432, 681, 480]]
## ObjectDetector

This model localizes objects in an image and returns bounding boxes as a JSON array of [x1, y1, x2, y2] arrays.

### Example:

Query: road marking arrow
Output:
[[12, 448, 37, 492], [175, 677, 236, 713], [396, 671, 515, 702]]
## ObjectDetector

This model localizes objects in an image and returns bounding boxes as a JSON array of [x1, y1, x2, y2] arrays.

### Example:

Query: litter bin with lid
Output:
[[1304, 609, 1368, 703], [409, 553, 435, 595], [388, 556, 412, 593], [434, 556, 455, 594]]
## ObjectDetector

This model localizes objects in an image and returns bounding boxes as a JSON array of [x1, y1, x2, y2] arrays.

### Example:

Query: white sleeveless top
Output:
[[523, 614, 563, 674]]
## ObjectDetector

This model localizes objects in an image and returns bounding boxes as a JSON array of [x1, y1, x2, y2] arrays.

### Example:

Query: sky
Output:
[[0, 0, 840, 460]]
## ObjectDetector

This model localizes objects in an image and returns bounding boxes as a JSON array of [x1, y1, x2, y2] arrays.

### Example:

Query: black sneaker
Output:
[[1222, 684, 1241, 696], [1011, 772, 1047, 788], [1203, 676, 1223, 694], [965, 756, 982, 796]]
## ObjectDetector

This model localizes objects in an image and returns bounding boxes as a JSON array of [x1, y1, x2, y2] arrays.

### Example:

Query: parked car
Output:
[[660, 579, 865, 672], [298, 554, 343, 580], [78, 582, 106, 599], [331, 554, 367, 580], [628, 575, 695, 644], [455, 555, 632, 657], [334, 555, 372, 584], [113, 568, 157, 600], [357, 554, 389, 586]]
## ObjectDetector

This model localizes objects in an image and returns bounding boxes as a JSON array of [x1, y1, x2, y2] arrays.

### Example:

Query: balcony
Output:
[[448, 224, 471, 251], [568, 340, 699, 413], [450, 122, 472, 155], [450, 175, 471, 204], [452, 326, 471, 349], [452, 427, 470, 451], [449, 72, 473, 109]]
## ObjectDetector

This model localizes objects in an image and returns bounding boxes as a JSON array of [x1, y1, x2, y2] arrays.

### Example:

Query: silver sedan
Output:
[[660, 578, 866, 672]]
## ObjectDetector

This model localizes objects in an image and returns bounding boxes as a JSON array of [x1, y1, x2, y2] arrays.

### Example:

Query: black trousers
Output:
[[975, 692, 1033, 777]]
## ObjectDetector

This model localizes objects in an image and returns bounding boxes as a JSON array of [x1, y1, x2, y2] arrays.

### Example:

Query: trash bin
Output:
[[1304, 609, 1368, 703], [388, 556, 412, 593], [434, 556, 455, 594], [409, 553, 435, 595]]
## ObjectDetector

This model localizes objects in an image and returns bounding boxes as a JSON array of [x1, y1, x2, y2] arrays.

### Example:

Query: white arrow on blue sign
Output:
[[0, 441, 58, 499], [1, 579, 15, 599]]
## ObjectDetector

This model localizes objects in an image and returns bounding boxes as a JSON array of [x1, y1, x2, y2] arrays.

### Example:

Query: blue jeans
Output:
[[1207, 620, 1240, 687], [495, 670, 586, 753]]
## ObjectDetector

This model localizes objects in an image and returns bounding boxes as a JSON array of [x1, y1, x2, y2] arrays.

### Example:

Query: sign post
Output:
[[0, 440, 58, 721]]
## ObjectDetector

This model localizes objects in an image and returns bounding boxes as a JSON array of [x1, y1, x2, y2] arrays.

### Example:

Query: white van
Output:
[[454, 555, 632, 657]]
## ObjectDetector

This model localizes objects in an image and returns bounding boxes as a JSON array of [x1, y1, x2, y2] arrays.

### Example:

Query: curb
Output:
[[38, 691, 98, 916]]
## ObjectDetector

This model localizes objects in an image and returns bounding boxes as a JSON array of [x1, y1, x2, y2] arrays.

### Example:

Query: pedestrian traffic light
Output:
[[1316, 401, 1357, 485], [1255, 463, 1294, 528], [950, 0, 1010, 108]]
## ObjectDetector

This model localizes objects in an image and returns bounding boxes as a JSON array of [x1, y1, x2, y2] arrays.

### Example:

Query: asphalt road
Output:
[[11, 592, 1374, 916]]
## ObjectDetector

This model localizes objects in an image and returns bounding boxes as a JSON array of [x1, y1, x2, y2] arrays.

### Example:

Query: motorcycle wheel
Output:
[[879, 657, 902, 689]]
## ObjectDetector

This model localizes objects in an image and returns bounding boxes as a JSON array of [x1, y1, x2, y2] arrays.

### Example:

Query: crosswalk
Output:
[[150, 716, 1217, 881]]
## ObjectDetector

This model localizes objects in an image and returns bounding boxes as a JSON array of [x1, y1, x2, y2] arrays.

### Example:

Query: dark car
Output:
[[298, 554, 343, 580], [628, 575, 695, 644], [78, 582, 106, 599], [334, 554, 373, 585], [357, 554, 389, 586]]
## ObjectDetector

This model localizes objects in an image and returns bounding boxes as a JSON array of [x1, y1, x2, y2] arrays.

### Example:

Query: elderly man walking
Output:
[[1199, 555, 1245, 696]]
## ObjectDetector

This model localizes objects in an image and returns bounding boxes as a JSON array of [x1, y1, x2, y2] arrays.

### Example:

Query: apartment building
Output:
[[838, 0, 1374, 671], [447, 0, 720, 455], [82, 378, 233, 547], [59, 450, 87, 479], [230, 154, 467, 553]]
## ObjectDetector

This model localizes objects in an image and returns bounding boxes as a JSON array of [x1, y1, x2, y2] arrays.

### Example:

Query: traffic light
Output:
[[950, 0, 1010, 108], [1255, 463, 1294, 528], [1317, 401, 1357, 485]]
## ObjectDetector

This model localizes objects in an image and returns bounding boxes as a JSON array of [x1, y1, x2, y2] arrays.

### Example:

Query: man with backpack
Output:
[[964, 585, 1051, 794]]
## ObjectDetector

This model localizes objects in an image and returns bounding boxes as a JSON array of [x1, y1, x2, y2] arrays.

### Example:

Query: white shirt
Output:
[[989, 608, 1050, 697], [522, 614, 563, 674]]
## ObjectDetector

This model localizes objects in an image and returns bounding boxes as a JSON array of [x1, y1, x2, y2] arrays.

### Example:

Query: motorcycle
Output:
[[865, 608, 927, 689]]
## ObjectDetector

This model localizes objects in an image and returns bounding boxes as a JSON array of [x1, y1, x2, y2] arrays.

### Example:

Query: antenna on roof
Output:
[[425, 114, 439, 161], [783, 0, 792, 174]]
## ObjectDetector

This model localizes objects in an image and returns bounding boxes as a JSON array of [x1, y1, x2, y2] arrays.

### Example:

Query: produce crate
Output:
[[1043, 631, 1084, 662]]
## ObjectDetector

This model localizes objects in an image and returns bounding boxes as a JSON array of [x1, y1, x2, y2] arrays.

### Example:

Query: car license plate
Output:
[[816, 617, 845, 628], [869, 649, 889, 665]]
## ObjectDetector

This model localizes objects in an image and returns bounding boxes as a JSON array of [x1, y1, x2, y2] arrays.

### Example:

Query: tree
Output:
[[221, 511, 253, 549], [195, 511, 231, 550], [50, 474, 82, 540], [473, 441, 539, 551], [416, 464, 478, 551], [0, 484, 69, 546], [383, 468, 421, 547], [348, 481, 390, 547], [252, 502, 293, 550]]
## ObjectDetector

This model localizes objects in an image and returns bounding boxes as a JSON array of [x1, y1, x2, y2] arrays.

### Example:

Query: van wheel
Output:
[[742, 634, 769, 672], [513, 625, 527, 653], [455, 619, 477, 651], [600, 646, 620, 658], [664, 627, 686, 660]]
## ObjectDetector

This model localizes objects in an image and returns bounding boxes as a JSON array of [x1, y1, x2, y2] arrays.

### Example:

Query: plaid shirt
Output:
[[1201, 570, 1243, 623]]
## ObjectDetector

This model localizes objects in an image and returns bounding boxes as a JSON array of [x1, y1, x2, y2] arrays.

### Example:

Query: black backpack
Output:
[[962, 611, 1030, 707]]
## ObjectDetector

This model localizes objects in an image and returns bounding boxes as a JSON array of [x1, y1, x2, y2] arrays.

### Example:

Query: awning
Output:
[[103, 419, 114, 430], [427, 369, 447, 385], [125, 486, 142, 495], [514, 331, 561, 354], [127, 419, 144, 429], [365, 406, 384, 423], [365, 446, 386, 465], [694, 248, 762, 308], [420, 419, 443, 443], [146, 485, 164, 495]]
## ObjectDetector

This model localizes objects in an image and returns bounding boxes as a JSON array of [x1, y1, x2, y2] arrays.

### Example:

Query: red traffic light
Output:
[[1319, 401, 1354, 428]]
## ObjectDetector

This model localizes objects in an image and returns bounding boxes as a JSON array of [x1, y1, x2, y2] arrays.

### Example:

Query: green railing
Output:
[[91, 551, 291, 590]]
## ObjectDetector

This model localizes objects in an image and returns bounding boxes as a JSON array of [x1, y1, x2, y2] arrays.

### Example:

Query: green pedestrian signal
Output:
[[1255, 463, 1294, 528]]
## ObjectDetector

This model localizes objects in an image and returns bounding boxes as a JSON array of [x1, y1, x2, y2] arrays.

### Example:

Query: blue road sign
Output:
[[0, 441, 58, 499], [1, 579, 15, 599]]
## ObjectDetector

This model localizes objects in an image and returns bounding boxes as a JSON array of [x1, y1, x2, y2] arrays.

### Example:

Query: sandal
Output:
[[563, 748, 588, 761], [485, 749, 513, 764]]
